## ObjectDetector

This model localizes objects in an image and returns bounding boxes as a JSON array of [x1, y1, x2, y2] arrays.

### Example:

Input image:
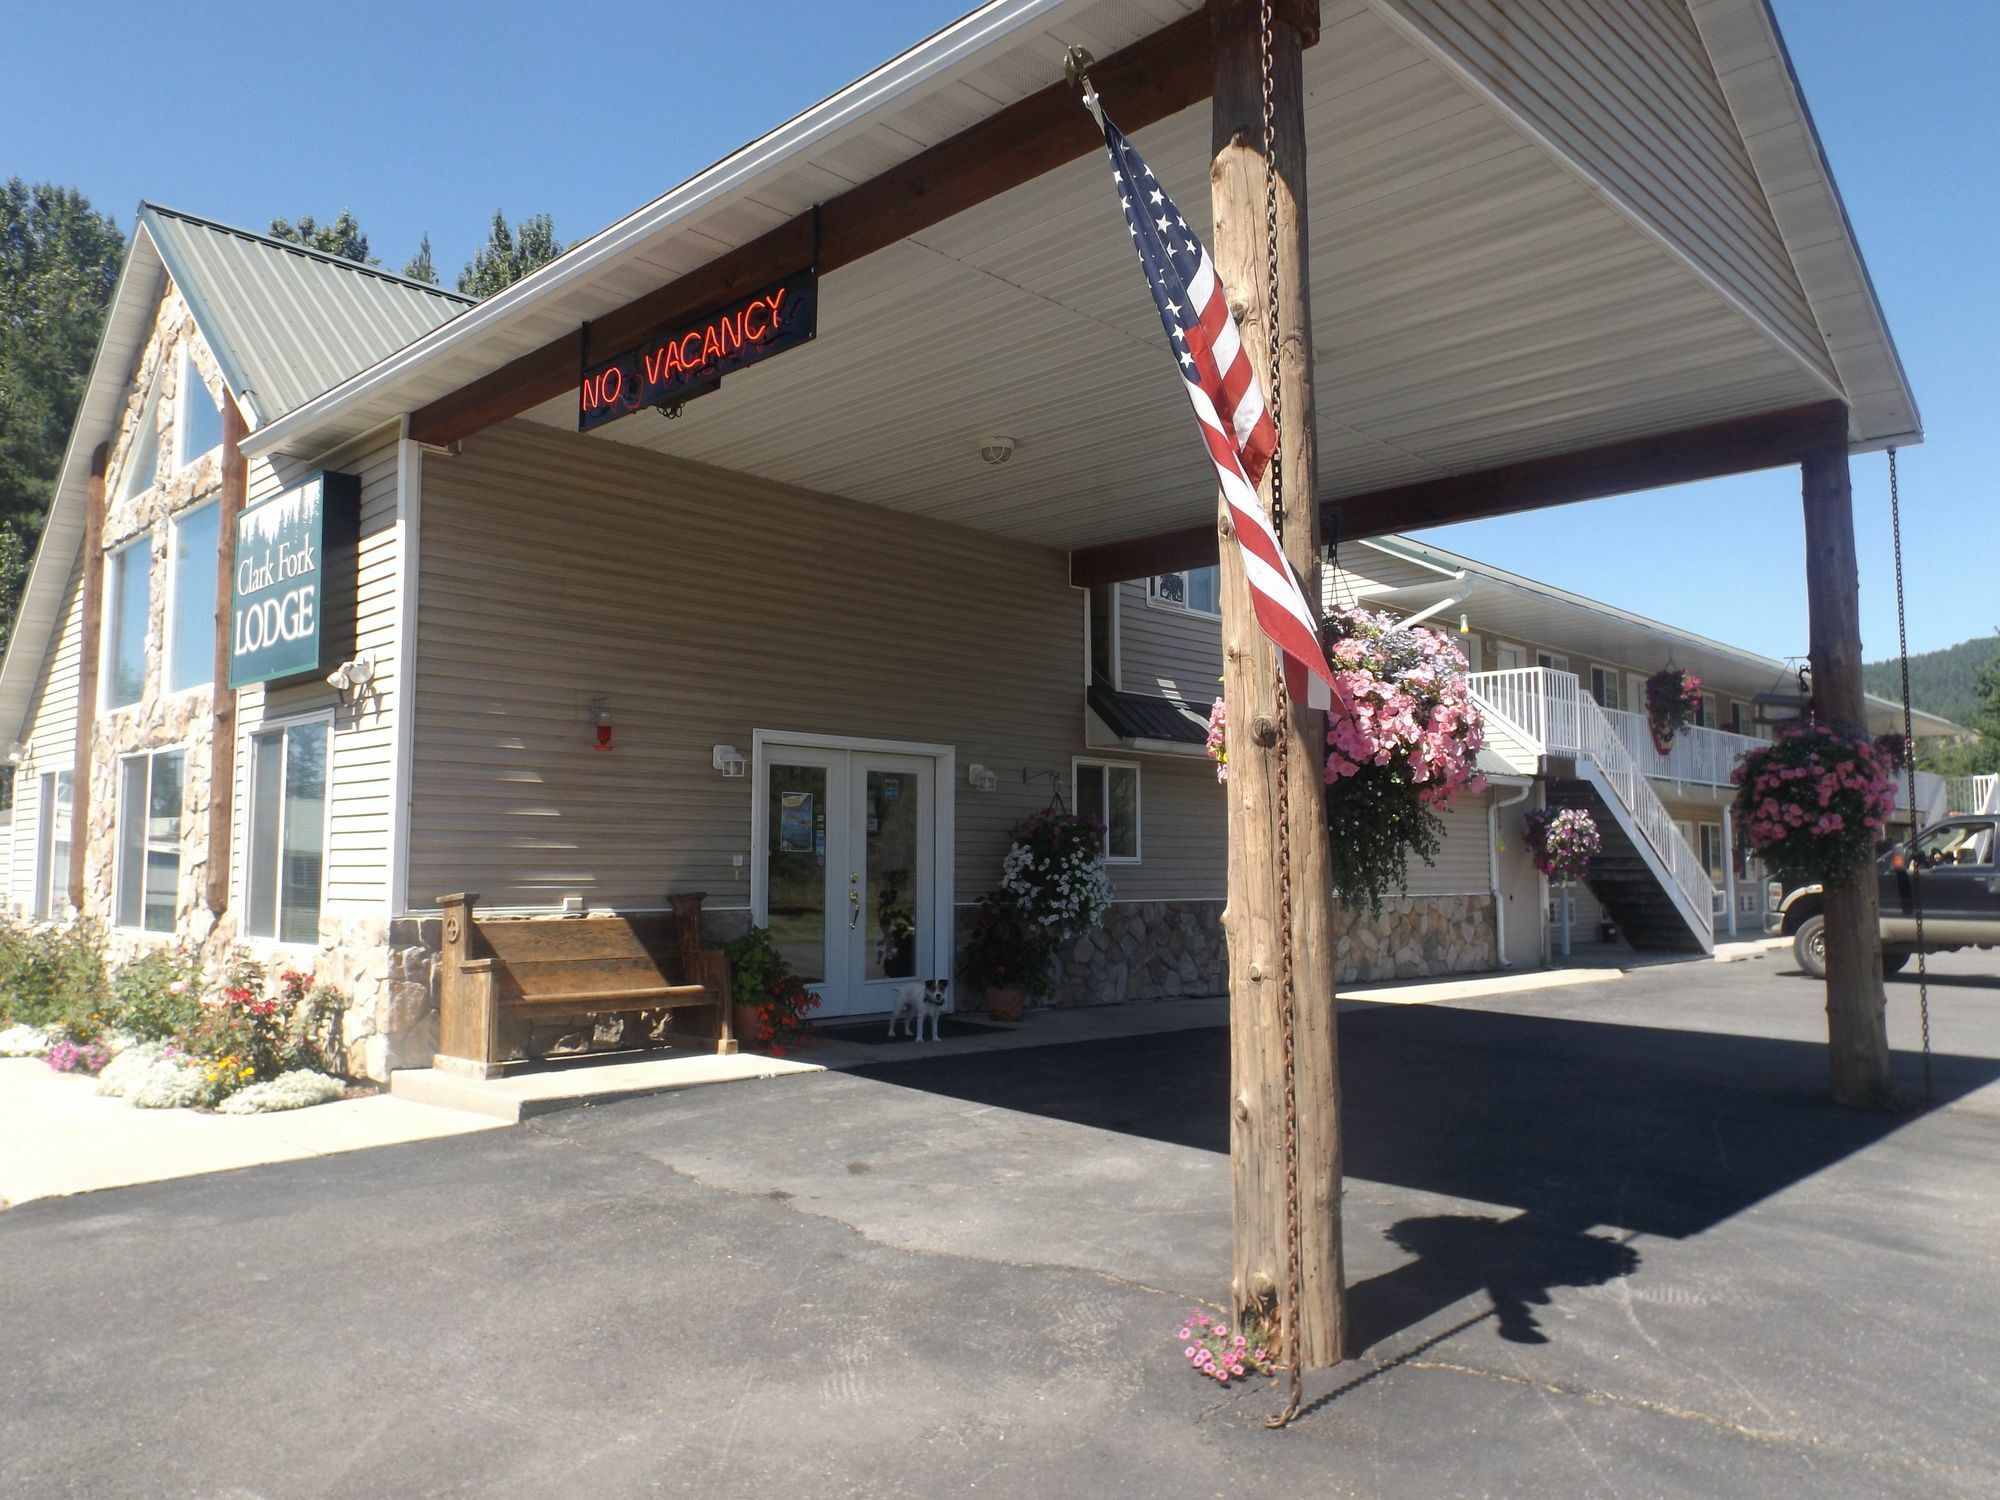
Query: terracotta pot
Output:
[[1649, 723, 1676, 756], [984, 985, 1026, 1024], [732, 1002, 764, 1047]]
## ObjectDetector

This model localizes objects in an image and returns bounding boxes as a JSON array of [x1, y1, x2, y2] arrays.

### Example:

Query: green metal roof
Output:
[[140, 203, 471, 425]]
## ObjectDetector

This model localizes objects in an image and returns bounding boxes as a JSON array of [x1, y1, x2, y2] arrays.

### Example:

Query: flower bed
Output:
[[0, 917, 353, 1114]]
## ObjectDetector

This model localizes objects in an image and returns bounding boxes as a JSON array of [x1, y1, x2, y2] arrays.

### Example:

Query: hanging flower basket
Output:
[[1524, 806, 1600, 883], [1874, 732, 1911, 772], [1319, 606, 1486, 909], [1645, 667, 1703, 755], [1731, 724, 1899, 883], [999, 809, 1114, 949]]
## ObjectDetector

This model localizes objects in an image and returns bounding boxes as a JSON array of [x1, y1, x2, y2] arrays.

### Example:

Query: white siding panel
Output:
[[8, 563, 85, 911], [1402, 790, 1494, 896], [410, 422, 1222, 913]]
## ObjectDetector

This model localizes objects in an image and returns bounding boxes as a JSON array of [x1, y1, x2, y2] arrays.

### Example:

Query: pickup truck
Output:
[[1765, 814, 2000, 979]]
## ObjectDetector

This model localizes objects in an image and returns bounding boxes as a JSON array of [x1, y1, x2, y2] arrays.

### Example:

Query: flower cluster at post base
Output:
[[1645, 666, 1703, 752], [722, 926, 823, 1055], [1731, 723, 1899, 883], [1177, 1310, 1276, 1385], [1205, 696, 1228, 783], [1524, 806, 1601, 883]]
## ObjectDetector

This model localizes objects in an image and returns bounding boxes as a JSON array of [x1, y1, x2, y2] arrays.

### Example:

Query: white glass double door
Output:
[[754, 738, 947, 1018]]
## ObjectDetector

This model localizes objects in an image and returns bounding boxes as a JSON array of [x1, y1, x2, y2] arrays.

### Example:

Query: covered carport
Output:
[[246, 0, 1918, 1376]]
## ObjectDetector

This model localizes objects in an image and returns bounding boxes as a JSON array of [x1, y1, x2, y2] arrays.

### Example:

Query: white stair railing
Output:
[[1468, 669, 1715, 943], [1946, 773, 2000, 816]]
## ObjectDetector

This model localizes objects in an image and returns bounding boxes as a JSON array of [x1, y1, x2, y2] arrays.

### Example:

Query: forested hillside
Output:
[[1863, 634, 2000, 728]]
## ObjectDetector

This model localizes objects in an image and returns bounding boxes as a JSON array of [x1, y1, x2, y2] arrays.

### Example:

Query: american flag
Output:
[[1089, 100, 1335, 711]]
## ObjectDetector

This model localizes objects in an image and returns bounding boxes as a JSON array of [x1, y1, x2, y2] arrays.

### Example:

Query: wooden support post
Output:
[[205, 396, 249, 914], [69, 443, 109, 913], [1801, 445, 1893, 1108], [1210, 0, 1344, 1369]]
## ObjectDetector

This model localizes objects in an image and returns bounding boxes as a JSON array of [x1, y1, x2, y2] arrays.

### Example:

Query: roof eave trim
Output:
[[140, 206, 263, 429], [241, 0, 1086, 459]]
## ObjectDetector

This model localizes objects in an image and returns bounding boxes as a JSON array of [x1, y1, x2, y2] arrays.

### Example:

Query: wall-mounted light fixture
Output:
[[712, 744, 746, 778], [590, 696, 614, 752], [967, 763, 998, 793], [976, 435, 1016, 466], [1458, 613, 1470, 637], [4, 741, 24, 766], [326, 652, 377, 704]]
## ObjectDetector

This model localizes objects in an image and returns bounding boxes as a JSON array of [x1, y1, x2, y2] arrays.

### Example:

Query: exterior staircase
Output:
[[1468, 668, 1715, 954]]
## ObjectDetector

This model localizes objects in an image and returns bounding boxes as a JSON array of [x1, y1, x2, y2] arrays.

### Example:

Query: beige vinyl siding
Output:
[[8, 562, 85, 910], [1379, 0, 1833, 387], [410, 422, 1220, 913], [1327, 549, 1455, 600], [231, 436, 401, 920], [1117, 581, 1223, 706], [1401, 789, 1493, 896]]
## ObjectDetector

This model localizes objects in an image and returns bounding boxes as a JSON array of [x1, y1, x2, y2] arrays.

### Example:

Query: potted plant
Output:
[[721, 927, 822, 1053], [959, 895, 1041, 1022], [1645, 666, 1703, 755]]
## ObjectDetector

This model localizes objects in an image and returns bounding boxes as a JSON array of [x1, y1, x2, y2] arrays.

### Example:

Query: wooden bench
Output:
[[434, 891, 734, 1079]]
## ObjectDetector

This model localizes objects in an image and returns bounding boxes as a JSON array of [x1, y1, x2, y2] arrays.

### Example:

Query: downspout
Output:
[[1488, 779, 1534, 967], [1401, 572, 1476, 631]]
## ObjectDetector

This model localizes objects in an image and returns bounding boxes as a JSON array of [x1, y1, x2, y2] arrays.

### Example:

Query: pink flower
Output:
[[168, 980, 188, 995]]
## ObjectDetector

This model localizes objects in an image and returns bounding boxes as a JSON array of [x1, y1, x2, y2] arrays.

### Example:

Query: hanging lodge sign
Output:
[[578, 266, 818, 430], [229, 471, 360, 688]]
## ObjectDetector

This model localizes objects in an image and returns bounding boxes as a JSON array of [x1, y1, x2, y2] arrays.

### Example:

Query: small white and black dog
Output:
[[887, 978, 951, 1041]]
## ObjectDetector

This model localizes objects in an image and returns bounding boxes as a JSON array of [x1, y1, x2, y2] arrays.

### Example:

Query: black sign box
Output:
[[578, 266, 817, 431]]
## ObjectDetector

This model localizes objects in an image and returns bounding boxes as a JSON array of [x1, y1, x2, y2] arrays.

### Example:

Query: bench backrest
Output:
[[476, 914, 690, 1002]]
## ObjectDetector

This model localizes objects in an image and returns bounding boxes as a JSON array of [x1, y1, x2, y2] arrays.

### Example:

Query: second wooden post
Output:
[[1210, 0, 1344, 1368]]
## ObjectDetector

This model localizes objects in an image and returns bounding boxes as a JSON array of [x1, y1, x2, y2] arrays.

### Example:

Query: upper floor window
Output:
[[115, 749, 183, 933], [167, 501, 220, 693], [1535, 650, 1569, 673], [1073, 758, 1140, 863], [118, 388, 162, 501], [106, 539, 150, 708], [175, 350, 224, 468], [1588, 666, 1621, 711], [1150, 566, 1220, 617]]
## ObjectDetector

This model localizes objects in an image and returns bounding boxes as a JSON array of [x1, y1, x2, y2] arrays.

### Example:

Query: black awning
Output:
[[1087, 681, 1211, 746]]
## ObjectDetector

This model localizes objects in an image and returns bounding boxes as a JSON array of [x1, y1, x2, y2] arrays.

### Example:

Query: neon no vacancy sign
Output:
[[578, 267, 817, 430]]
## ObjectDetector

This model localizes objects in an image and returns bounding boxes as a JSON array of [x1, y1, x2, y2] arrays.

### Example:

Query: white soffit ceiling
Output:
[[545, 2, 1833, 550]]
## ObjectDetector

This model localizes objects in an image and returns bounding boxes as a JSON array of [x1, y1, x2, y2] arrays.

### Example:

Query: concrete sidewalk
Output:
[[0, 1059, 504, 1206]]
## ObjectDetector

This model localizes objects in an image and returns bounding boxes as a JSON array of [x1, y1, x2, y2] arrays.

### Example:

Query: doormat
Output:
[[814, 1018, 1016, 1047]]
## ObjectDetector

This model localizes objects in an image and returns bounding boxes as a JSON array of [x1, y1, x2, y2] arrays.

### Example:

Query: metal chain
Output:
[[1888, 449, 1934, 1108], [1256, 0, 1305, 1432]]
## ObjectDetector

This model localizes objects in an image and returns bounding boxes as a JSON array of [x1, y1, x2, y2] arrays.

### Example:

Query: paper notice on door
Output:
[[778, 792, 815, 853]]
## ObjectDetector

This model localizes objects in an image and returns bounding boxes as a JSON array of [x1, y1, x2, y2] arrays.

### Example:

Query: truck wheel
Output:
[[1882, 951, 1911, 976], [1794, 915, 1828, 979]]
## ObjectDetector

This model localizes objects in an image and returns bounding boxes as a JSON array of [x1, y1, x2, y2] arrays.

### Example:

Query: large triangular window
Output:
[[176, 348, 224, 466]]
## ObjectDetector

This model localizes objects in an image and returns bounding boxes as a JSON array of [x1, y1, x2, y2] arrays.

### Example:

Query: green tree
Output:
[[1914, 638, 2000, 776], [457, 210, 563, 298], [268, 210, 376, 265], [0, 179, 125, 553], [402, 232, 438, 285]]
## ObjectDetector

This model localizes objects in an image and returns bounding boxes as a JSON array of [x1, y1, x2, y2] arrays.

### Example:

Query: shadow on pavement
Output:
[[848, 1004, 2000, 1353]]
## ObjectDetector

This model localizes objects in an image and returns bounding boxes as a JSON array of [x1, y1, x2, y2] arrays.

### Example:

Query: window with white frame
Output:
[[1149, 566, 1220, 616], [175, 350, 224, 468], [118, 388, 162, 500], [244, 718, 329, 944], [1073, 758, 1140, 862], [1698, 822, 1726, 881], [1588, 666, 1621, 710], [115, 749, 183, 933], [34, 770, 72, 919], [167, 500, 220, 692], [1536, 649, 1569, 673], [106, 539, 150, 708]]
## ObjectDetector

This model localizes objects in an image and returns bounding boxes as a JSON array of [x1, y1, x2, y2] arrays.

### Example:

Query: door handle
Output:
[[849, 888, 861, 928]]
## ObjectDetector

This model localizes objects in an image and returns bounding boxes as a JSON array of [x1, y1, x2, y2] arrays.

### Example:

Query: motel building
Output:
[[0, 0, 1940, 1080]]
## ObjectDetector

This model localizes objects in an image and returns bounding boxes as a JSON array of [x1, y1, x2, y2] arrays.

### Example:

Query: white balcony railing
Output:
[[1599, 707, 1762, 789], [1947, 774, 2000, 816], [1469, 668, 1715, 944]]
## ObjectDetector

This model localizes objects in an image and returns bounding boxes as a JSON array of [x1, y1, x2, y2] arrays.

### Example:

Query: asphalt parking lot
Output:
[[4, 951, 1998, 1498]]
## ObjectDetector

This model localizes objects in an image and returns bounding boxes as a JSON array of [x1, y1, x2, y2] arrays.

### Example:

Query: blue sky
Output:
[[5, 2, 1989, 662]]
